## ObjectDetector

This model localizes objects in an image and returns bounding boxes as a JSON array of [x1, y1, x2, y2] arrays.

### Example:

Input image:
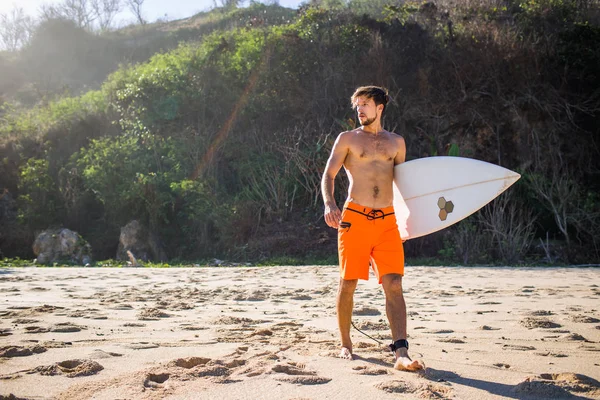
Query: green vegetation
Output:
[[1, 0, 599, 265]]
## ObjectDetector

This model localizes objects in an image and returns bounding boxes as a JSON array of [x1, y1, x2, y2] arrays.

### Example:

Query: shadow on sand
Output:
[[421, 367, 590, 399], [351, 357, 589, 400]]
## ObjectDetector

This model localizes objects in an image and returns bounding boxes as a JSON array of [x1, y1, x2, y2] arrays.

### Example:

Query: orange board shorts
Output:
[[338, 201, 404, 283]]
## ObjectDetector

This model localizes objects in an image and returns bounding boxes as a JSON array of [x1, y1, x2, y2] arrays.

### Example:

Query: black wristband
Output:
[[389, 339, 409, 352]]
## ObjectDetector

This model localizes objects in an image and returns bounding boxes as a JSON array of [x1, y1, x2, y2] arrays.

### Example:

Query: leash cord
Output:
[[351, 320, 384, 346], [351, 320, 425, 359]]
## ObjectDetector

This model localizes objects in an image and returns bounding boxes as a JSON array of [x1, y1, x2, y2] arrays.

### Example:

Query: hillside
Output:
[[0, 0, 599, 264], [0, 3, 297, 105]]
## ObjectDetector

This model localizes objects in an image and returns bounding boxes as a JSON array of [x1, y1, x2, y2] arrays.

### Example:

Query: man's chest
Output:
[[347, 137, 397, 161]]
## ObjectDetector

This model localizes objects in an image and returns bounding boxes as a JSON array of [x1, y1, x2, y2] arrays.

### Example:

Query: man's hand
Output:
[[324, 203, 342, 229]]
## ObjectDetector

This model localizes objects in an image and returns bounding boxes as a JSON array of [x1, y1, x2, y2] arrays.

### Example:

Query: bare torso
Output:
[[342, 129, 404, 208]]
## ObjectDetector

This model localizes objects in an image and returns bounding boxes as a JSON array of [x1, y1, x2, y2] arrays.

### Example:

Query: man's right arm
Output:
[[321, 132, 349, 229]]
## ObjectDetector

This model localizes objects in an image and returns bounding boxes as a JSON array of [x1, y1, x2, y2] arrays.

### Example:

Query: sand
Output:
[[1, 265, 599, 400]]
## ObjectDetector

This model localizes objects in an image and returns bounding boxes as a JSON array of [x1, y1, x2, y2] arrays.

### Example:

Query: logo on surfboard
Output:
[[437, 197, 454, 221]]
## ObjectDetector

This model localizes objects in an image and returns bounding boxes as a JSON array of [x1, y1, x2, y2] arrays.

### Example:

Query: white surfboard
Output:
[[393, 157, 521, 240]]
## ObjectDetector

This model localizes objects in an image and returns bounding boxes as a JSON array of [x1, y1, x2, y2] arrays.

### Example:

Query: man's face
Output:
[[353, 96, 381, 126]]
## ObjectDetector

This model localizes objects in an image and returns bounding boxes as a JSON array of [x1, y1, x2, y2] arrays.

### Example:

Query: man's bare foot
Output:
[[394, 350, 424, 371], [339, 347, 354, 360]]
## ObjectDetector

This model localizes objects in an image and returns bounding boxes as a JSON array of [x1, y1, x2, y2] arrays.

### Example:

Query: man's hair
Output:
[[350, 86, 390, 116]]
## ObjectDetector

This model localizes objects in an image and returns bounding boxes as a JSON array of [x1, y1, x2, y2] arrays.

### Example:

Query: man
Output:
[[321, 86, 423, 371]]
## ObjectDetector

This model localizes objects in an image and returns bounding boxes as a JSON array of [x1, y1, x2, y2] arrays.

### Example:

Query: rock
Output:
[[116, 220, 166, 262], [32, 229, 92, 265]]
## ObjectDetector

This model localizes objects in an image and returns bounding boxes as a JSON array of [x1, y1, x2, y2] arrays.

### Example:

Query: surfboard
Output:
[[393, 157, 521, 240]]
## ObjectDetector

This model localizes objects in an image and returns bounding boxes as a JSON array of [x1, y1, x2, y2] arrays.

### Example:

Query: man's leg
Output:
[[381, 273, 423, 371], [337, 277, 358, 359]]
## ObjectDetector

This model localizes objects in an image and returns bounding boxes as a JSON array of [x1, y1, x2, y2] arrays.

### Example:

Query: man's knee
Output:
[[382, 273, 403, 295], [338, 278, 358, 295]]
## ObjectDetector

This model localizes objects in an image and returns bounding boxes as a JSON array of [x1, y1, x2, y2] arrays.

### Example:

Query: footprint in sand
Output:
[[353, 306, 381, 316], [561, 333, 589, 342], [87, 313, 108, 320], [527, 310, 554, 316], [11, 318, 39, 325], [137, 308, 170, 320], [420, 368, 459, 382], [34, 304, 64, 313], [143, 372, 171, 388], [236, 290, 270, 301], [437, 338, 466, 344], [353, 365, 389, 375], [0, 345, 47, 357], [89, 350, 123, 359], [272, 322, 304, 329], [375, 380, 453, 399], [170, 301, 195, 311], [213, 316, 255, 325], [535, 351, 568, 358], [29, 286, 50, 292], [123, 356, 239, 392], [168, 357, 211, 369], [122, 342, 159, 350], [479, 325, 500, 331], [570, 315, 600, 323], [428, 329, 454, 334], [51, 323, 85, 332], [4, 305, 63, 319], [291, 294, 313, 301], [514, 373, 600, 398], [179, 324, 208, 331], [354, 320, 388, 331], [520, 317, 561, 329], [271, 362, 331, 385], [191, 364, 232, 378], [66, 310, 86, 318], [503, 344, 536, 351], [122, 322, 146, 327], [23, 326, 50, 334], [250, 328, 274, 337], [354, 341, 382, 350], [274, 374, 331, 385], [111, 304, 134, 310], [272, 363, 313, 375], [30, 359, 104, 377]]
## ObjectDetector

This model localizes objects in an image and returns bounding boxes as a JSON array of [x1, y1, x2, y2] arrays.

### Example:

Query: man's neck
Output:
[[361, 121, 383, 134]]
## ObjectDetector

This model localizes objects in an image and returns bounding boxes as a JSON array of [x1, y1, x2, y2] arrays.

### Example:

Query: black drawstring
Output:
[[345, 207, 394, 220]]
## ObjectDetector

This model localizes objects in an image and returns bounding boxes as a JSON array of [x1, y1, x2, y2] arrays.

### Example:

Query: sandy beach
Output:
[[1, 265, 599, 399]]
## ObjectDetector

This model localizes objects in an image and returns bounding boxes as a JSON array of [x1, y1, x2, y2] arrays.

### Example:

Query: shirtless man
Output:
[[321, 86, 423, 371]]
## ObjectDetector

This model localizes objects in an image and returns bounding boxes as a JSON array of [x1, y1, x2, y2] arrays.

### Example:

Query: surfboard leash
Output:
[[351, 320, 425, 358], [351, 320, 384, 345]]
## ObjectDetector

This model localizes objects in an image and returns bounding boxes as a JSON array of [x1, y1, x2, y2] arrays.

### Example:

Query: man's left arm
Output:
[[393, 135, 407, 243], [394, 136, 406, 166]]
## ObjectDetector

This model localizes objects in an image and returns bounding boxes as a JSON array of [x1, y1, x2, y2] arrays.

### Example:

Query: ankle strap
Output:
[[389, 339, 409, 352]]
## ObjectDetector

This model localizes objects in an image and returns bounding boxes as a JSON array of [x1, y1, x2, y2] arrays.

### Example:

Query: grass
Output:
[[1, 256, 575, 269], [0, 255, 340, 268]]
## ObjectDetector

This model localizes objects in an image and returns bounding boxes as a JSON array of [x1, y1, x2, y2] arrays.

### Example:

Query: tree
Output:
[[0, 7, 36, 51], [40, 0, 97, 30], [92, 0, 122, 31], [19, 18, 103, 96], [213, 0, 241, 10], [126, 0, 146, 25], [39, 0, 122, 31]]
